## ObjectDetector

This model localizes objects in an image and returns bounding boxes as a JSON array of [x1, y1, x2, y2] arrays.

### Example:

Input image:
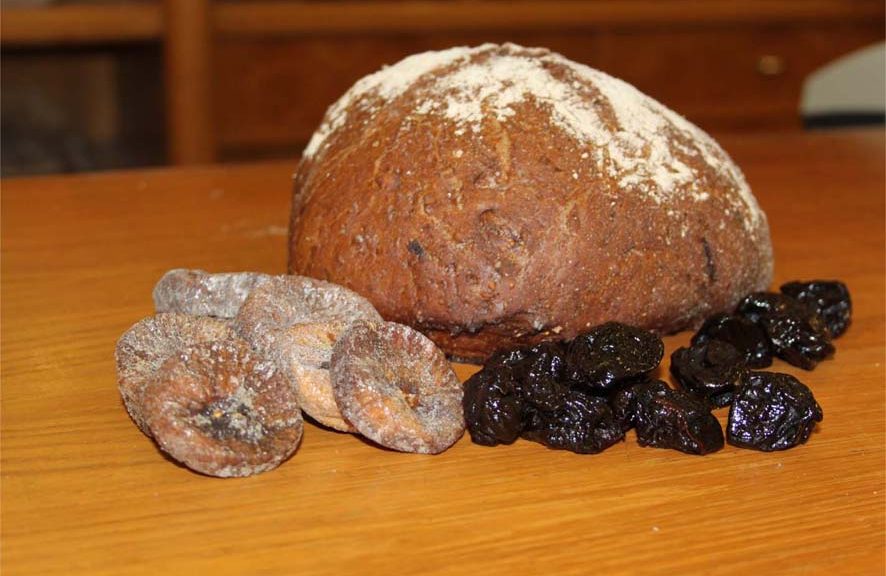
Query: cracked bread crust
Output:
[[288, 44, 773, 362]]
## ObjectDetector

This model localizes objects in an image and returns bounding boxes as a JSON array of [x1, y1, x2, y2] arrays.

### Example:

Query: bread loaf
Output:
[[289, 43, 773, 362]]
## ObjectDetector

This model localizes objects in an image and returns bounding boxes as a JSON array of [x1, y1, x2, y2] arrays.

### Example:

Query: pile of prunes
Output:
[[463, 280, 850, 455]]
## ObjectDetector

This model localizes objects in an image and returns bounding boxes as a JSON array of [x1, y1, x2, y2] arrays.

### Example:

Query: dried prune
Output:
[[144, 338, 303, 477], [735, 292, 833, 370], [464, 336, 632, 453], [727, 372, 823, 451], [463, 341, 565, 447], [153, 269, 270, 319], [670, 340, 748, 408], [463, 367, 524, 446], [759, 314, 834, 370], [612, 380, 724, 455], [514, 342, 571, 413], [691, 313, 772, 368], [521, 391, 625, 454], [780, 280, 852, 338], [236, 275, 381, 432], [565, 322, 664, 392], [735, 292, 814, 325], [330, 320, 464, 454]]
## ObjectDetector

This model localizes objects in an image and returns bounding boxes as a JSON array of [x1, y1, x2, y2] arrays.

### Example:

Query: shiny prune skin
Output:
[[735, 292, 833, 370], [517, 342, 570, 411], [760, 314, 834, 370], [463, 367, 522, 446], [737, 292, 827, 334], [464, 341, 570, 446], [780, 280, 852, 338], [735, 292, 815, 326], [609, 379, 644, 431], [465, 332, 644, 453], [612, 380, 724, 455], [565, 322, 664, 393], [691, 313, 772, 368], [521, 391, 625, 454], [670, 340, 748, 408], [727, 372, 823, 451]]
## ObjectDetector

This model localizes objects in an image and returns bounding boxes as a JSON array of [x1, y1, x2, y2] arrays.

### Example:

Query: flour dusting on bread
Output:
[[302, 43, 761, 233]]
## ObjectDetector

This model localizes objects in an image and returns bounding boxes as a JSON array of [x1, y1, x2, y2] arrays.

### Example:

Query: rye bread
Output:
[[289, 43, 773, 362]]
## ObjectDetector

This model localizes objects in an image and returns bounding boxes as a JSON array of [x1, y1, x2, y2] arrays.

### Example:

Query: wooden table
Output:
[[2, 130, 883, 575]]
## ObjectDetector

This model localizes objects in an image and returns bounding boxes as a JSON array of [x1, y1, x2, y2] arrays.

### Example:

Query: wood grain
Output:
[[0, 3, 164, 46], [164, 0, 215, 165], [2, 130, 883, 575], [213, 0, 884, 35], [213, 24, 883, 160]]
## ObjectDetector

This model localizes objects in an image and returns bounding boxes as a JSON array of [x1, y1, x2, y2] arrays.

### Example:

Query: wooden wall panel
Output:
[[594, 23, 885, 131], [214, 24, 883, 161]]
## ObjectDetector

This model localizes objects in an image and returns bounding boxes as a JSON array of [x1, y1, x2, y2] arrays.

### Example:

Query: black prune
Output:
[[735, 292, 813, 325], [670, 340, 748, 408], [464, 340, 571, 446], [612, 380, 724, 455], [691, 313, 772, 368], [520, 390, 625, 454], [736, 292, 830, 334], [727, 371, 823, 451], [780, 280, 852, 338], [760, 314, 834, 370], [516, 342, 569, 410], [463, 367, 523, 446], [735, 292, 833, 370], [565, 322, 664, 393], [609, 379, 645, 431]]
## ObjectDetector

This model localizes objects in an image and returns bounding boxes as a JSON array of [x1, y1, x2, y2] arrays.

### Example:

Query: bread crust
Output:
[[289, 44, 773, 362]]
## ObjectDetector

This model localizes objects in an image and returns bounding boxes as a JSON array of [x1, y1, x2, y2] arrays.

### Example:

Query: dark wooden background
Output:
[[1, 1, 883, 173]]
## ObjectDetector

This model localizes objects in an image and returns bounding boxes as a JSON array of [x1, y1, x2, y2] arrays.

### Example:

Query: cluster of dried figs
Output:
[[464, 280, 850, 455], [116, 269, 465, 478]]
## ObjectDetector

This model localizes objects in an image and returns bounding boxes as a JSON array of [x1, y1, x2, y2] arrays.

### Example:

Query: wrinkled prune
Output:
[[735, 292, 814, 326], [330, 320, 464, 454], [609, 379, 644, 431], [612, 380, 724, 455], [727, 372, 823, 451], [565, 322, 664, 392], [464, 330, 645, 454], [521, 391, 625, 454], [735, 292, 833, 370], [691, 313, 772, 368], [780, 280, 852, 338], [760, 314, 834, 370], [670, 340, 748, 408], [463, 367, 523, 446], [515, 342, 571, 413]]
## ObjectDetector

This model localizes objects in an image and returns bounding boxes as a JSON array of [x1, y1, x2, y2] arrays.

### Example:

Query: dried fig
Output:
[[144, 338, 303, 477], [153, 269, 270, 319], [115, 313, 234, 434], [235, 276, 381, 431], [330, 321, 464, 454]]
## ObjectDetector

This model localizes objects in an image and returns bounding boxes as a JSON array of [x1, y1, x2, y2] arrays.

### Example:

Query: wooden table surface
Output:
[[2, 130, 884, 575]]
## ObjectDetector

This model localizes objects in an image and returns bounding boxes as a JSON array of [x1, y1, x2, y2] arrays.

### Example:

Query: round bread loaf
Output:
[[289, 43, 773, 362]]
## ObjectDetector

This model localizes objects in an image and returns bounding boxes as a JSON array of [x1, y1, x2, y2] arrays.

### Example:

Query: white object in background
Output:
[[802, 42, 886, 118]]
